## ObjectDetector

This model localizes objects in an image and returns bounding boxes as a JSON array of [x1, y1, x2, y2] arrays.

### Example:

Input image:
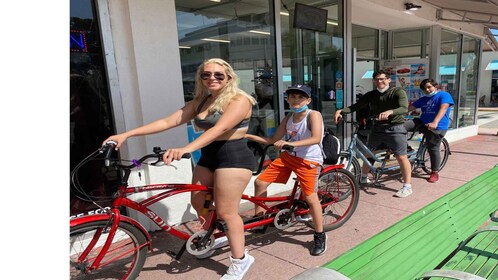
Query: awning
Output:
[[439, 66, 456, 75], [361, 70, 374, 79], [485, 60, 498, 71]]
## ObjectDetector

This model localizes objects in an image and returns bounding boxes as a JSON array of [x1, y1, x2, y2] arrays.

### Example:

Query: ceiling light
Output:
[[201, 38, 231, 43], [249, 30, 271, 35], [405, 3, 421, 11]]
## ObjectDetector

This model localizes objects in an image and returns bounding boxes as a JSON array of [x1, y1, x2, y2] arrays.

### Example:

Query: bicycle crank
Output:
[[273, 209, 296, 230], [185, 231, 215, 256]]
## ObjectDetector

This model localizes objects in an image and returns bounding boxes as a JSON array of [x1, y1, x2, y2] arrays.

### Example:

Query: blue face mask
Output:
[[290, 104, 308, 113], [426, 90, 437, 97]]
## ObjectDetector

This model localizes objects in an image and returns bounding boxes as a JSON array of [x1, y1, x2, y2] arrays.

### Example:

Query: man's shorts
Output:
[[367, 124, 407, 156], [256, 152, 321, 196]]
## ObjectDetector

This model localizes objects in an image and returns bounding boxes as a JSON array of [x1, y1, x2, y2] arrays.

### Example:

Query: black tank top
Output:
[[193, 95, 250, 130]]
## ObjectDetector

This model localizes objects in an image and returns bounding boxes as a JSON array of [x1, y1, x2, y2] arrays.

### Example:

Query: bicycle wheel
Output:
[[70, 221, 148, 280], [337, 152, 361, 182], [421, 138, 450, 174], [305, 168, 360, 231]]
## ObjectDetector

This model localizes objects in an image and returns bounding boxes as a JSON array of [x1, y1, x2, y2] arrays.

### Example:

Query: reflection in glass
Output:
[[439, 30, 460, 128], [458, 36, 480, 127], [280, 0, 343, 138], [175, 0, 278, 139], [70, 0, 116, 216]]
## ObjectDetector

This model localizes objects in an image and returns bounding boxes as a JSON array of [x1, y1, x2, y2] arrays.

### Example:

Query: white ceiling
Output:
[[353, 0, 498, 51]]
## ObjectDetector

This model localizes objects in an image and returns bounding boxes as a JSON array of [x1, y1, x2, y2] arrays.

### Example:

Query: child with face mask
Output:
[[404, 78, 454, 183], [245, 85, 328, 256]]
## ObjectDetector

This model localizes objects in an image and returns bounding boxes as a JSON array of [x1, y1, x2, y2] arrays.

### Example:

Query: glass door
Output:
[[279, 0, 344, 134]]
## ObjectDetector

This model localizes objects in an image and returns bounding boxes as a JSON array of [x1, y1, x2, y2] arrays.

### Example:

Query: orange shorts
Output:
[[256, 152, 322, 196]]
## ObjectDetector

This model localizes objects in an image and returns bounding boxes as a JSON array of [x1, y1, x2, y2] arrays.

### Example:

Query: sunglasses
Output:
[[200, 71, 226, 81]]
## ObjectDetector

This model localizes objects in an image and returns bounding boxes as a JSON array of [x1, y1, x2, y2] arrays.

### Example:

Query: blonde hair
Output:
[[193, 58, 256, 113]]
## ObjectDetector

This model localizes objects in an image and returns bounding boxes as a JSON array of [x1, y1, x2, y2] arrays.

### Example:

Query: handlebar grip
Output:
[[182, 153, 191, 159], [282, 144, 294, 151], [104, 140, 117, 167]]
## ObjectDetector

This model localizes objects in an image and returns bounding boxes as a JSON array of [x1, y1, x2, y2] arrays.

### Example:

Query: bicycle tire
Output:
[[421, 138, 450, 174], [304, 168, 360, 231], [70, 220, 148, 280], [337, 152, 361, 182]]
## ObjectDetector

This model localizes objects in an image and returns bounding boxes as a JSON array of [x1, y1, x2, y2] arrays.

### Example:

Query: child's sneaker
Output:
[[310, 232, 327, 256], [395, 186, 413, 198], [195, 236, 229, 259], [360, 176, 371, 184], [428, 171, 439, 183], [221, 249, 255, 280]]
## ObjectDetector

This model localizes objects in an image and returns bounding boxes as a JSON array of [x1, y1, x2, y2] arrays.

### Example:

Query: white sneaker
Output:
[[360, 176, 371, 184], [395, 186, 413, 198], [195, 236, 229, 259], [221, 249, 255, 280]]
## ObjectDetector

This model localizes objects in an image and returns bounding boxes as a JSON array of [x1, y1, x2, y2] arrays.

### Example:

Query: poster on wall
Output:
[[381, 59, 429, 103]]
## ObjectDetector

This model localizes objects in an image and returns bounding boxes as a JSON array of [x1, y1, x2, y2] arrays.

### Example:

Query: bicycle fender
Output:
[[322, 164, 345, 173], [70, 214, 153, 249]]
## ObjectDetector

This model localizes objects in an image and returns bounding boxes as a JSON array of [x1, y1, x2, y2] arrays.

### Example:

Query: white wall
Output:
[[106, 0, 187, 161]]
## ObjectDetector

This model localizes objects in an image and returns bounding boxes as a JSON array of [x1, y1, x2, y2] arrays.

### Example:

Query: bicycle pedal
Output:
[[249, 225, 268, 234], [295, 214, 312, 223], [214, 220, 228, 232]]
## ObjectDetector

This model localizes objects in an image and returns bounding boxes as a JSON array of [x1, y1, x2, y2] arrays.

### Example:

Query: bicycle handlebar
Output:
[[100, 141, 191, 169], [253, 144, 294, 175]]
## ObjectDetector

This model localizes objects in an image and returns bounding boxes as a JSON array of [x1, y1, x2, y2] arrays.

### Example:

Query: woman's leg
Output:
[[191, 165, 214, 229], [213, 168, 253, 259]]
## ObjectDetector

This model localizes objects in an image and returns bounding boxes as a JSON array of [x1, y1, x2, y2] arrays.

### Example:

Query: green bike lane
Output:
[[133, 133, 498, 280]]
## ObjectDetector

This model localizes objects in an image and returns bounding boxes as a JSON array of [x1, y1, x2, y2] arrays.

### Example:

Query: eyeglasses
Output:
[[200, 71, 226, 81], [374, 77, 389, 82]]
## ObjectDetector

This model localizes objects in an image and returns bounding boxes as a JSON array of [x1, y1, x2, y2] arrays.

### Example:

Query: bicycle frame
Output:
[[342, 120, 431, 183], [70, 143, 358, 279]]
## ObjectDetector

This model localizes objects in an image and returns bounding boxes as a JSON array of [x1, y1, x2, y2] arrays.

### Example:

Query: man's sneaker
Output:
[[221, 249, 255, 280], [310, 232, 327, 256], [295, 214, 312, 223], [360, 176, 371, 184], [195, 236, 229, 259], [395, 186, 413, 198], [428, 171, 439, 183]]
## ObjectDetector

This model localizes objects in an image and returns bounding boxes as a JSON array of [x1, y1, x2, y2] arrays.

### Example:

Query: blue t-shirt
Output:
[[412, 91, 454, 130]]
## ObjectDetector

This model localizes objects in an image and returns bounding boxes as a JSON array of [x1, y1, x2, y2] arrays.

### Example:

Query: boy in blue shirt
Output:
[[405, 78, 454, 183]]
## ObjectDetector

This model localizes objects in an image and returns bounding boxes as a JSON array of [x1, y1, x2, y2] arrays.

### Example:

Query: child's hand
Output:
[[273, 140, 288, 150]]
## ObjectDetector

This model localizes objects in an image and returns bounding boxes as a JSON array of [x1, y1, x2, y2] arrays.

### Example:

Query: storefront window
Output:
[[458, 36, 480, 127], [439, 29, 460, 128], [279, 0, 343, 135], [70, 0, 116, 217], [175, 0, 278, 145], [353, 25, 379, 58], [392, 29, 429, 59]]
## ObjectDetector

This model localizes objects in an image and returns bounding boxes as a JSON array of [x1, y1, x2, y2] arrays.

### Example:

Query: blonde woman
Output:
[[104, 58, 257, 279]]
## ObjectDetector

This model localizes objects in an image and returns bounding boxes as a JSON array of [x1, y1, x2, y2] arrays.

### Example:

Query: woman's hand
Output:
[[162, 147, 189, 165], [102, 134, 128, 150]]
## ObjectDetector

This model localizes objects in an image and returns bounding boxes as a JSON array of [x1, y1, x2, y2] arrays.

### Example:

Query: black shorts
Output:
[[367, 124, 407, 156], [197, 138, 257, 172]]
